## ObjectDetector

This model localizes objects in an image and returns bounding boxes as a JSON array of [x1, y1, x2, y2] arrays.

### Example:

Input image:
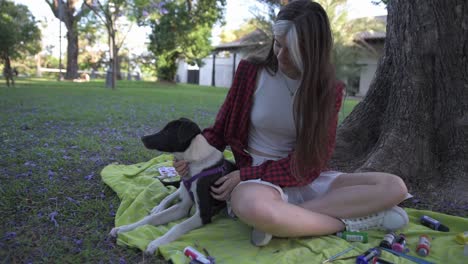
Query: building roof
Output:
[[353, 15, 387, 42], [214, 29, 269, 52], [356, 31, 386, 41]]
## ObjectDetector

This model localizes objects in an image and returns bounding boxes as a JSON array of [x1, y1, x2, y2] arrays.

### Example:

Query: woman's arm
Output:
[[202, 60, 253, 151]]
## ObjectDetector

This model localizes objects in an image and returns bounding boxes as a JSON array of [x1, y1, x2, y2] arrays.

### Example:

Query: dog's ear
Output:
[[177, 118, 201, 145]]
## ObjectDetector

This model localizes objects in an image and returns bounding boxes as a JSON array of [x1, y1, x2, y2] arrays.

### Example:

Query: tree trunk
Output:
[[331, 0, 468, 214], [116, 49, 122, 80], [47, 0, 84, 80], [2, 55, 14, 87], [65, 22, 79, 80]]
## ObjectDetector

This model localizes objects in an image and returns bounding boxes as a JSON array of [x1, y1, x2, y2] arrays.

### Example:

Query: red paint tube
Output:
[[416, 235, 431, 257], [184, 246, 213, 264]]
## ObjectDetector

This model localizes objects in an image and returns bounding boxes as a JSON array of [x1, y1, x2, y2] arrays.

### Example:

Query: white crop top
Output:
[[248, 68, 300, 157]]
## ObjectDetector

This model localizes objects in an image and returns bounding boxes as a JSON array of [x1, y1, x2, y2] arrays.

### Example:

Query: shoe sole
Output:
[[251, 229, 272, 246], [385, 206, 409, 231]]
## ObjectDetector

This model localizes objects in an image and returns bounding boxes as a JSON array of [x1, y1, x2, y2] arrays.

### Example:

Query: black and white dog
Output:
[[110, 118, 236, 254]]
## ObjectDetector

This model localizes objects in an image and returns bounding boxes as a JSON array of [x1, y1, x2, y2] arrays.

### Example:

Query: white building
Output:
[[176, 29, 269, 88]]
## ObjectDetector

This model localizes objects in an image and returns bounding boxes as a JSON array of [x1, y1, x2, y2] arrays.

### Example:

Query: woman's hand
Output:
[[211, 170, 241, 201], [173, 159, 189, 177]]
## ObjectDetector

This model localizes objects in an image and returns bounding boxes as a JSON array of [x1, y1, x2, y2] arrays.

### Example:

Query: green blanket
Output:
[[101, 153, 467, 264]]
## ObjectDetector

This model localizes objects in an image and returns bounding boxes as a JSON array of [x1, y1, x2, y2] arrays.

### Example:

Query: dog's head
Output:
[[141, 117, 201, 152]]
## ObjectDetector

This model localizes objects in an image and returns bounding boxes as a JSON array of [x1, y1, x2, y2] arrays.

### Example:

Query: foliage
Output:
[[249, 0, 384, 93], [147, 0, 226, 81], [0, 0, 41, 62], [372, 0, 388, 5], [84, 0, 134, 88], [77, 12, 108, 71], [219, 19, 263, 43], [319, 0, 384, 86]]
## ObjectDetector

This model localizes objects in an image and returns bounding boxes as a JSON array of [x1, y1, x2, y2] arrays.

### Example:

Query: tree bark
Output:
[[46, 0, 87, 80], [331, 0, 468, 213], [65, 21, 79, 79]]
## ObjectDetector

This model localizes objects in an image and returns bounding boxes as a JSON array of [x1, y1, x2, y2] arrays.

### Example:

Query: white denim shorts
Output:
[[236, 152, 343, 205]]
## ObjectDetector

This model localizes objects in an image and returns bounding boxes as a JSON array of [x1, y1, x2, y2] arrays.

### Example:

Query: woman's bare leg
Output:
[[230, 172, 408, 238], [230, 183, 345, 237], [300, 172, 408, 219]]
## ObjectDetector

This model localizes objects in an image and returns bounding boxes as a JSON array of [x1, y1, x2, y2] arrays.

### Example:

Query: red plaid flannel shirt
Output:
[[202, 60, 344, 187]]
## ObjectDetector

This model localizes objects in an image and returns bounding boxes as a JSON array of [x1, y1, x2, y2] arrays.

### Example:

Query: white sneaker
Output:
[[251, 229, 273, 246], [341, 206, 409, 232]]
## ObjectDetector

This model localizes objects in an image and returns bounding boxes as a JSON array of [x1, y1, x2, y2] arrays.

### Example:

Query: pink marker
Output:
[[184, 246, 212, 264]]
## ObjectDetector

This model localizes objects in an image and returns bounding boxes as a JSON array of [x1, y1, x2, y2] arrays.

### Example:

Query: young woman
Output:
[[175, 0, 409, 246]]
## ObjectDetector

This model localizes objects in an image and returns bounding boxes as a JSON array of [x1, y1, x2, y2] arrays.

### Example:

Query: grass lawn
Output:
[[0, 78, 359, 263]]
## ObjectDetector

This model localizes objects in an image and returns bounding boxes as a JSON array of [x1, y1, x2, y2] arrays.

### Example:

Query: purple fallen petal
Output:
[[74, 239, 83, 246], [66, 197, 80, 205], [48, 170, 55, 180], [4, 232, 16, 240], [24, 161, 37, 167], [49, 211, 59, 227], [119, 257, 126, 264], [114, 146, 124, 151], [84, 173, 94, 180]]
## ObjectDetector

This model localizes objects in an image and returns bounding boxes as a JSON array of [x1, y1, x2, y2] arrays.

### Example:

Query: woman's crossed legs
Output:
[[230, 172, 408, 238]]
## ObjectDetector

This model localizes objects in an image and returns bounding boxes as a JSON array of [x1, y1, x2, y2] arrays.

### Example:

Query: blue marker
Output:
[[356, 248, 381, 264]]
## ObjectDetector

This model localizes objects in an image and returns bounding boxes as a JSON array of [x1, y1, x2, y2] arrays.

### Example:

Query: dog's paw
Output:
[[145, 240, 161, 255], [109, 227, 120, 237]]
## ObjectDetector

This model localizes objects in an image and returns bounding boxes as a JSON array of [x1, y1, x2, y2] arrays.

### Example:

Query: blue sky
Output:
[[13, 0, 386, 56]]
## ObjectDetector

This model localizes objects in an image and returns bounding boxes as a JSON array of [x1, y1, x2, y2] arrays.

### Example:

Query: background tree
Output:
[[331, 0, 468, 214], [77, 13, 107, 75], [0, 0, 41, 85], [147, 0, 226, 81], [219, 19, 258, 43], [45, 0, 90, 80], [250, 0, 383, 92], [85, 0, 135, 88]]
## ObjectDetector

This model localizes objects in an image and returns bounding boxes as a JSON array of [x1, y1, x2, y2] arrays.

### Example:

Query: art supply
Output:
[[379, 232, 396, 249], [380, 247, 435, 264], [356, 248, 381, 264], [420, 215, 449, 232], [184, 246, 215, 264], [372, 257, 394, 264], [416, 235, 431, 257], [336, 231, 368, 243], [322, 244, 357, 264], [455, 231, 468, 257], [391, 233, 407, 253], [157, 166, 178, 178], [455, 231, 468, 244]]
